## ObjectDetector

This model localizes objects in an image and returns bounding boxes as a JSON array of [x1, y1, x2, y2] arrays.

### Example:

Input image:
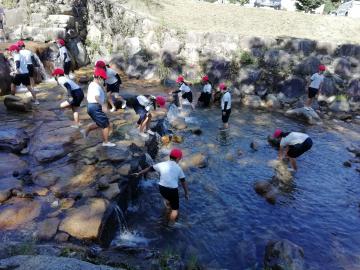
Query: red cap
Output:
[[95, 60, 106, 69], [17, 40, 25, 47], [8, 44, 20, 52], [202, 75, 209, 82], [273, 129, 282, 138], [94, 67, 107, 79], [219, 82, 227, 91], [156, 96, 166, 107], [57, 39, 65, 46], [176, 76, 184, 83], [52, 68, 65, 76], [170, 148, 183, 159], [319, 65, 326, 72]]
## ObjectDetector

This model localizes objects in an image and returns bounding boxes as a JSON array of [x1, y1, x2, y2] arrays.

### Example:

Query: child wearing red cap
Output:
[[133, 148, 189, 224], [81, 68, 115, 147], [220, 83, 231, 129], [305, 65, 325, 110], [273, 129, 313, 171], [197, 75, 212, 107], [18, 41, 38, 90], [8, 44, 39, 104], [56, 39, 72, 77], [173, 75, 195, 110], [52, 68, 84, 127], [95, 60, 126, 112]]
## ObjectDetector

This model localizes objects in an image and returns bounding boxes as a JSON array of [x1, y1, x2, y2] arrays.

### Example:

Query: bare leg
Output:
[[102, 127, 110, 143], [144, 113, 152, 131], [139, 116, 149, 133], [27, 86, 37, 100], [223, 122, 229, 129], [30, 77, 35, 89], [11, 83, 16, 95], [169, 210, 179, 223], [107, 92, 116, 111], [305, 97, 313, 108], [60, 100, 71, 109], [72, 106, 80, 125], [289, 158, 298, 171]]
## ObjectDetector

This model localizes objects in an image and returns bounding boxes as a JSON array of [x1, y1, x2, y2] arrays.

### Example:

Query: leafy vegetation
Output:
[[295, 0, 324, 12]]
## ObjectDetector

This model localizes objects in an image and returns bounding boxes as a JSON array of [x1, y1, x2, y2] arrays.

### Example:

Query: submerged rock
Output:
[[285, 107, 321, 125], [264, 239, 305, 270], [343, 161, 352, 167], [180, 153, 208, 170], [254, 180, 278, 205]]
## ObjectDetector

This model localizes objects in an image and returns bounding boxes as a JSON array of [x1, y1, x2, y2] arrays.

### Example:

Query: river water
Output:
[[113, 106, 360, 269]]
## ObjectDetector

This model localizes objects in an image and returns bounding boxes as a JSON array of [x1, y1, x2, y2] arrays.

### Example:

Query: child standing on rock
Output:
[[52, 68, 84, 128], [220, 83, 231, 129], [17, 40, 38, 90], [56, 39, 72, 77], [305, 64, 325, 111], [8, 44, 39, 105], [132, 148, 189, 225], [95, 60, 126, 112], [197, 75, 212, 108], [81, 68, 115, 147]]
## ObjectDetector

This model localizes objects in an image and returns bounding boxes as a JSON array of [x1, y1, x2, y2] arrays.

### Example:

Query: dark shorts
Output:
[[0, 20, 3, 29], [107, 82, 120, 93], [64, 61, 71, 75], [287, 137, 313, 158], [27, 64, 34, 77], [198, 92, 211, 107], [182, 91, 193, 103], [134, 102, 148, 125], [159, 185, 179, 210], [12, 73, 30, 86], [222, 109, 231, 123], [70, 88, 84, 107], [87, 103, 109, 129], [308, 87, 318, 98]]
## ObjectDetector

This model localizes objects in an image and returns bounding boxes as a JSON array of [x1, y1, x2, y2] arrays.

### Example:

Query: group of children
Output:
[[5, 40, 322, 224]]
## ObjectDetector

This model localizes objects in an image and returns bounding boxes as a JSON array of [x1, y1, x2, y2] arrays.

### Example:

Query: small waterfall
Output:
[[166, 104, 180, 122], [113, 205, 128, 232], [33, 53, 49, 80]]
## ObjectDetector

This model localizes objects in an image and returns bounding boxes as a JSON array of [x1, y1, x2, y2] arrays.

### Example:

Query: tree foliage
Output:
[[295, 0, 324, 12]]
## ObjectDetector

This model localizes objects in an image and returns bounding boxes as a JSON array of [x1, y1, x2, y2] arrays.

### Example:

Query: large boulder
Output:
[[285, 38, 316, 56], [334, 57, 352, 79], [264, 49, 292, 69], [278, 77, 306, 99], [285, 107, 321, 125], [67, 36, 90, 67], [329, 99, 350, 112], [0, 127, 29, 153], [0, 153, 28, 178], [0, 53, 12, 95], [321, 76, 340, 96], [4, 95, 32, 112], [294, 56, 321, 76], [264, 239, 305, 270], [0, 255, 118, 270], [0, 198, 41, 230], [242, 95, 263, 108], [347, 79, 360, 102], [59, 198, 117, 246]]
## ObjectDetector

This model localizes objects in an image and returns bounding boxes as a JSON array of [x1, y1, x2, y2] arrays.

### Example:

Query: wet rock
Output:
[[329, 99, 350, 113], [0, 199, 41, 230], [265, 94, 281, 109], [273, 161, 293, 184], [60, 198, 75, 210], [346, 145, 360, 157], [97, 177, 110, 191], [0, 153, 28, 178], [172, 135, 183, 143], [33, 171, 59, 187], [59, 198, 110, 241], [180, 153, 208, 170], [0, 255, 118, 270], [22, 186, 49, 197], [0, 54, 12, 95], [82, 145, 128, 164], [152, 119, 172, 136], [146, 134, 159, 159], [264, 239, 305, 270], [250, 141, 258, 151], [338, 113, 352, 121], [117, 163, 131, 176], [101, 183, 120, 200], [189, 126, 202, 135], [170, 117, 187, 130], [343, 161, 352, 168], [254, 181, 272, 196], [0, 128, 29, 153], [242, 95, 263, 109], [285, 107, 321, 125], [0, 178, 22, 203], [4, 95, 32, 112], [55, 232, 70, 243], [36, 218, 60, 240], [161, 135, 171, 145]]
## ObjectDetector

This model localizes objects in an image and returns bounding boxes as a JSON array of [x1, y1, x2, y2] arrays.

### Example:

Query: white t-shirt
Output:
[[19, 49, 34, 65], [221, 91, 231, 110], [13, 53, 29, 74], [87, 81, 105, 104], [179, 83, 191, 93], [59, 46, 71, 63], [309, 73, 324, 89], [153, 160, 186, 188], [203, 83, 212, 94], [137, 95, 152, 111], [105, 68, 118, 85], [58, 76, 80, 91], [280, 132, 309, 147]]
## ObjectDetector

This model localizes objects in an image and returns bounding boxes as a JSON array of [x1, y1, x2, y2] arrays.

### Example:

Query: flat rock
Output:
[[117, 163, 131, 176], [0, 153, 27, 178], [59, 198, 109, 240], [0, 198, 41, 230], [101, 183, 120, 200], [0, 127, 29, 153], [36, 218, 60, 240], [285, 107, 321, 125], [33, 171, 60, 187], [0, 255, 119, 270], [180, 153, 208, 170], [4, 95, 32, 112]]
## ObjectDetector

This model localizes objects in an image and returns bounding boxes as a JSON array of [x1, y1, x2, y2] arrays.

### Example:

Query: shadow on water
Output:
[[113, 107, 360, 270]]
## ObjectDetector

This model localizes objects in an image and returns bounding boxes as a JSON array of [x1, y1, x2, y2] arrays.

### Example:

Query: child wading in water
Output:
[[220, 83, 231, 129], [173, 75, 195, 110], [197, 75, 212, 108], [133, 148, 189, 225], [52, 68, 84, 128], [305, 64, 325, 111]]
